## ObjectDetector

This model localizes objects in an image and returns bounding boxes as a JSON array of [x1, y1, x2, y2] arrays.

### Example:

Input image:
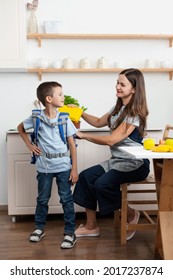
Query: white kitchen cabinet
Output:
[[7, 130, 161, 221], [7, 131, 110, 221], [0, 0, 26, 71]]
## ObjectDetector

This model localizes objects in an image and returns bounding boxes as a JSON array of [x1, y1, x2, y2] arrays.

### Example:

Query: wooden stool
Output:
[[162, 124, 173, 140], [115, 175, 158, 245]]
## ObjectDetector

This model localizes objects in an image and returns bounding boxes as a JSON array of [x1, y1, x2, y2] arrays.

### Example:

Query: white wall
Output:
[[1, 0, 173, 205]]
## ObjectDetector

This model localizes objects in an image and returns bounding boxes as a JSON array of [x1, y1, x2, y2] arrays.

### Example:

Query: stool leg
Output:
[[114, 210, 120, 229], [121, 184, 128, 245]]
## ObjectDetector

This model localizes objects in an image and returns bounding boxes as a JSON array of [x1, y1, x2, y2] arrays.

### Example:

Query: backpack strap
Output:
[[58, 112, 69, 145], [31, 109, 42, 145], [30, 109, 42, 164]]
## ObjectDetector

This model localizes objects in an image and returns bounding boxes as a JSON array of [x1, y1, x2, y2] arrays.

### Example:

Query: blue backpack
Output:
[[30, 109, 69, 164]]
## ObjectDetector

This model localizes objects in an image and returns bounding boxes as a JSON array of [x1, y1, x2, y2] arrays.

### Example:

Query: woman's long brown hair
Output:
[[108, 68, 149, 136]]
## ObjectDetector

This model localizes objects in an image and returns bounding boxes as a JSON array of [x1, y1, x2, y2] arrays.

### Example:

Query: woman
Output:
[[73, 68, 150, 241]]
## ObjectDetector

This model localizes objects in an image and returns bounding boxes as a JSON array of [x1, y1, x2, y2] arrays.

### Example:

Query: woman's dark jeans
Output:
[[73, 160, 150, 215]]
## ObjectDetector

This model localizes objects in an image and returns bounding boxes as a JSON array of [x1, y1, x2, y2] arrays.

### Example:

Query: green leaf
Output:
[[64, 95, 79, 106], [64, 95, 87, 111], [81, 106, 87, 112]]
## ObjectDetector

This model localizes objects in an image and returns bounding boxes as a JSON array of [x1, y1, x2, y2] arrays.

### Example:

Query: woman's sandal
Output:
[[29, 229, 45, 242], [61, 234, 77, 249]]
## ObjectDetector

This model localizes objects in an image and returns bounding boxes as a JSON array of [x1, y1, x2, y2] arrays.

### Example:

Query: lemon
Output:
[[143, 138, 155, 150], [169, 146, 173, 152], [165, 138, 173, 146], [152, 145, 169, 152]]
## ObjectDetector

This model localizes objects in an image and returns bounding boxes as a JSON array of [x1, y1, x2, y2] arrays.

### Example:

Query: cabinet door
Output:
[[82, 132, 111, 169], [0, 0, 26, 71], [83, 140, 110, 169], [8, 154, 65, 216]]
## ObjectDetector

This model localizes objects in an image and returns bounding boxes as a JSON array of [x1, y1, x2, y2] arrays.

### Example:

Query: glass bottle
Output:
[[28, 10, 38, 33]]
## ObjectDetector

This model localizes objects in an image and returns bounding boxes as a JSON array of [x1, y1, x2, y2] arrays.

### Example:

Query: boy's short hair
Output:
[[37, 81, 62, 106]]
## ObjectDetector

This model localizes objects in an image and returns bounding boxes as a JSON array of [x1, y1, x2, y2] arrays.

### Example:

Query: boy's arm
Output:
[[17, 122, 41, 155], [67, 135, 78, 185]]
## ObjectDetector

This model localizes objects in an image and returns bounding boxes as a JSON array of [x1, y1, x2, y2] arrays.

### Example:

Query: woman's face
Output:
[[116, 74, 135, 105]]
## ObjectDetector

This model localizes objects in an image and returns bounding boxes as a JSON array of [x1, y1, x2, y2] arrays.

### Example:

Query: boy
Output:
[[17, 81, 78, 249]]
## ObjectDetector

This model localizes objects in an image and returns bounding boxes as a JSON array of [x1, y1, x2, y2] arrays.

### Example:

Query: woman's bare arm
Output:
[[81, 111, 109, 128], [76, 122, 136, 146]]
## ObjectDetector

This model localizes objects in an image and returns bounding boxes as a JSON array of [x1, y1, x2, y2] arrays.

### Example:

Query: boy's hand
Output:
[[27, 142, 41, 155], [69, 169, 78, 185]]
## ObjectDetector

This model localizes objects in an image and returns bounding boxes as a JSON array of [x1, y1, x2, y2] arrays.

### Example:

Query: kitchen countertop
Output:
[[6, 128, 110, 134], [6, 127, 162, 134]]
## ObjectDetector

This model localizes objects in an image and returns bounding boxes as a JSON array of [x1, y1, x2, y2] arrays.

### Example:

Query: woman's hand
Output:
[[76, 131, 85, 139]]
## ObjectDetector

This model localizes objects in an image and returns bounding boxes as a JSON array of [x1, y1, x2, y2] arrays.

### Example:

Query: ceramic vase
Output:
[[28, 10, 38, 33]]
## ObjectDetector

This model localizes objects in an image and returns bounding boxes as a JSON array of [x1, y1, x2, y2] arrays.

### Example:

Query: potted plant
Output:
[[59, 95, 87, 128]]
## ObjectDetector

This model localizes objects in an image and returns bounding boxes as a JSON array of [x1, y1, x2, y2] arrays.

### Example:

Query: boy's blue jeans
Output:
[[35, 170, 75, 235]]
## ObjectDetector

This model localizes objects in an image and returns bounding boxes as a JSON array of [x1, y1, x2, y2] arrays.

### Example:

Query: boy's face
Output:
[[49, 86, 64, 108]]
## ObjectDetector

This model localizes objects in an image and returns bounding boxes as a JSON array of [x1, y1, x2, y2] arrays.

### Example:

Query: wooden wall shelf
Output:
[[27, 33, 173, 80], [27, 33, 173, 47], [27, 67, 173, 81]]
